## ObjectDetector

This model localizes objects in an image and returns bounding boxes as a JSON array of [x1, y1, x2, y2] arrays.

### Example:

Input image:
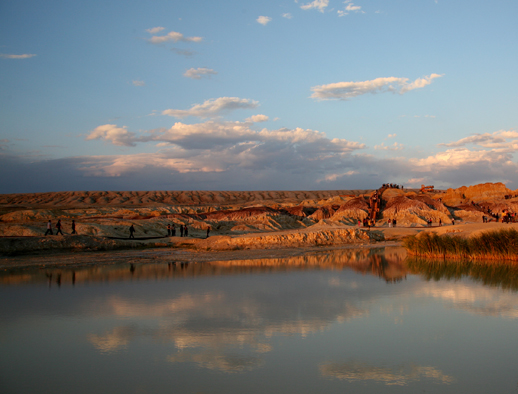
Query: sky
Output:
[[1, 0, 517, 193]]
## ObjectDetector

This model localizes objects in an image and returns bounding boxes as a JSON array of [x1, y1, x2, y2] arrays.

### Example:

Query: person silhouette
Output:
[[129, 224, 135, 239], [45, 220, 53, 236], [55, 220, 64, 235]]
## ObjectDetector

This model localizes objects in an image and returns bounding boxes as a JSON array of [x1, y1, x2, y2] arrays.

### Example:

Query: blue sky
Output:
[[1, 0, 517, 193]]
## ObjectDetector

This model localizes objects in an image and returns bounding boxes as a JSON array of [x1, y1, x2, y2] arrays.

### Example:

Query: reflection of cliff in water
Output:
[[0, 247, 408, 286], [406, 257, 518, 291]]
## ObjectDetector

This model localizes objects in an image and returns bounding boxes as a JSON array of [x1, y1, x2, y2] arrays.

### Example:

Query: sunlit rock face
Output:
[[3, 182, 518, 255], [440, 182, 512, 205]]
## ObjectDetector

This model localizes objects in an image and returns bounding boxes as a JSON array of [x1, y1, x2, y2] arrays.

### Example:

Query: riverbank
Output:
[[2, 222, 517, 269]]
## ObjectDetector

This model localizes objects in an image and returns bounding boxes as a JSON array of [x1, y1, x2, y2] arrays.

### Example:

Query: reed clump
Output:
[[403, 228, 518, 261]]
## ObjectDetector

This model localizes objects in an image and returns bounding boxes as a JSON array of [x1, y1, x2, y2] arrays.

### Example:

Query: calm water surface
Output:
[[1, 247, 518, 394]]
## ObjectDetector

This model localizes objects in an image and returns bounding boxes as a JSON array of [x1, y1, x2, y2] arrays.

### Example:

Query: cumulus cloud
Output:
[[409, 149, 511, 171], [86, 124, 140, 147], [245, 114, 269, 123], [311, 74, 443, 101], [282, 13, 293, 19], [149, 31, 203, 44], [79, 120, 368, 182], [86, 120, 365, 152], [7, 122, 518, 193], [183, 67, 217, 80], [146, 27, 165, 34], [256, 16, 272, 25], [79, 125, 518, 190], [374, 142, 404, 151], [132, 80, 145, 86], [0, 53, 37, 59], [162, 97, 259, 119], [338, 1, 363, 16], [300, 0, 329, 12], [440, 130, 518, 151]]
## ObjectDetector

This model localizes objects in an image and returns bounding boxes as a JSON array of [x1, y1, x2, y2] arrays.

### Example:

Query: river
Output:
[[1, 246, 517, 393]]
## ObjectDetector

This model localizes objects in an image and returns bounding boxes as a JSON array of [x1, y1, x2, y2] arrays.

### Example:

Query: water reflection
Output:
[[1, 247, 518, 393], [406, 257, 518, 291], [320, 361, 455, 385], [0, 247, 409, 286]]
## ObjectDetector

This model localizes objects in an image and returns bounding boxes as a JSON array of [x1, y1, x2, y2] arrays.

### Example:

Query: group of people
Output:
[[44, 219, 76, 236], [129, 223, 211, 239], [359, 218, 376, 228], [165, 224, 190, 237], [502, 212, 515, 223], [382, 183, 402, 189]]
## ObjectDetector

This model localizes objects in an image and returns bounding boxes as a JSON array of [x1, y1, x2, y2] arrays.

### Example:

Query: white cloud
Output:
[[0, 53, 36, 59], [245, 114, 269, 123], [345, 2, 362, 12], [282, 13, 293, 19], [82, 120, 367, 180], [183, 67, 217, 80], [300, 0, 329, 13], [406, 177, 426, 185], [162, 97, 259, 119], [146, 27, 165, 34], [132, 80, 145, 86], [322, 171, 358, 182], [374, 142, 404, 151], [87, 120, 365, 152], [387, 134, 397, 138], [338, 1, 363, 16], [400, 73, 443, 93], [409, 149, 510, 171], [149, 31, 203, 44], [257, 16, 272, 25], [440, 130, 518, 151], [86, 124, 139, 147], [310, 74, 443, 101]]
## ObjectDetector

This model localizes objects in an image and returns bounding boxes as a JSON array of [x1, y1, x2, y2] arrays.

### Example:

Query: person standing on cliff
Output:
[[171, 224, 176, 237], [206, 227, 210, 238], [167, 224, 171, 236], [45, 220, 53, 236], [71, 220, 77, 234], [180, 225, 184, 237], [184, 226, 189, 237], [129, 224, 135, 239]]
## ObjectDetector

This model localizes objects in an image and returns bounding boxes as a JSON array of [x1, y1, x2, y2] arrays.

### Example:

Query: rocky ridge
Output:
[[1, 182, 518, 255]]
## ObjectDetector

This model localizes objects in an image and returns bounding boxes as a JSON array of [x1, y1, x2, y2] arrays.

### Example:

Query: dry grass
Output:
[[403, 228, 518, 261]]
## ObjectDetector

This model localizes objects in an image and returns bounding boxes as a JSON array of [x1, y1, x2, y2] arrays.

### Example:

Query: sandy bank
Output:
[[2, 222, 517, 269]]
